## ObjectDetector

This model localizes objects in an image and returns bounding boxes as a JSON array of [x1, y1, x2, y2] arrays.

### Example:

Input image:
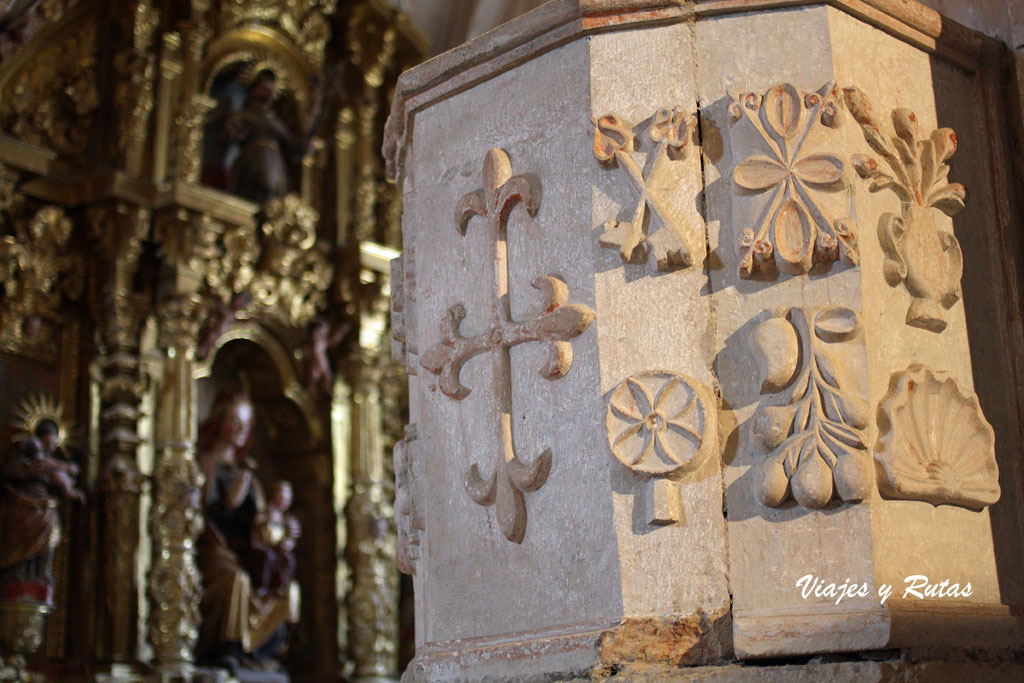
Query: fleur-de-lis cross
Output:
[[420, 148, 596, 543]]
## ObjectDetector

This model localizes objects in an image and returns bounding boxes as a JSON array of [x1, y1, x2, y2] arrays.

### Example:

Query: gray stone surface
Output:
[[388, 0, 1024, 679]]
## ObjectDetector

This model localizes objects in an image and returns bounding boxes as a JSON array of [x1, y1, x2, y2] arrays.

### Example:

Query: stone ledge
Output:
[[406, 610, 732, 682], [382, 0, 993, 182], [733, 602, 1023, 659]]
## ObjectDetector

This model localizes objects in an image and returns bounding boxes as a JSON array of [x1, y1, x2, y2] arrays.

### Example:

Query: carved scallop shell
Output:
[[874, 364, 999, 510]]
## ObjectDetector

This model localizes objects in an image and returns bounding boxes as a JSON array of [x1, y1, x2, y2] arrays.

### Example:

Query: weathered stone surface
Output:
[[387, 0, 1024, 679]]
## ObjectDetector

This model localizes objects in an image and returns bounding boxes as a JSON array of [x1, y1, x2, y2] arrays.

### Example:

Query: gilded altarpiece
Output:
[[0, 0, 420, 680]]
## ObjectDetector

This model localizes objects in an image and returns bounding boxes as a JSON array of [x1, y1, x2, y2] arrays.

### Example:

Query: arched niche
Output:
[[198, 25, 317, 202], [194, 328, 336, 675]]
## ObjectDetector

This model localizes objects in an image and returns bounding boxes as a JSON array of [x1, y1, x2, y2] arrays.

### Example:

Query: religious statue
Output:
[[202, 66, 329, 204], [196, 390, 300, 678], [0, 397, 84, 607], [303, 317, 349, 396], [250, 481, 300, 598]]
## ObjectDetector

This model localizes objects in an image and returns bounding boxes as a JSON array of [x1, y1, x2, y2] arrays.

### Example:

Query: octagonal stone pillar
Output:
[[385, 1, 1024, 679]]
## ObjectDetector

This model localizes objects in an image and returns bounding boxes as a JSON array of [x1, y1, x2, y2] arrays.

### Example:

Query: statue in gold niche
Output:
[[0, 397, 84, 607], [196, 391, 299, 678], [202, 66, 327, 204]]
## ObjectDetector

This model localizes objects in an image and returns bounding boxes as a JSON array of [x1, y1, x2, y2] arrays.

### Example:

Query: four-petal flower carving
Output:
[[730, 82, 857, 277], [605, 371, 711, 476]]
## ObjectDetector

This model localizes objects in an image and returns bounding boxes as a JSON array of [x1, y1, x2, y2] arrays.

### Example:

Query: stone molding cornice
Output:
[[382, 0, 995, 182]]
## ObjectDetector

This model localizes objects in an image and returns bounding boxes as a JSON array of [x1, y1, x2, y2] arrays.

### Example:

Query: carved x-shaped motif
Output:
[[594, 108, 702, 271], [420, 148, 595, 543]]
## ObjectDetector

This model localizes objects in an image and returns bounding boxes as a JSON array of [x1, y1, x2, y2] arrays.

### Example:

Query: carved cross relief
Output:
[[420, 148, 596, 543]]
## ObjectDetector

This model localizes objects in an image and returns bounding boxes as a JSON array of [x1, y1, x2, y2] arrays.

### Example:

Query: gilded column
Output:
[[168, 1, 214, 184], [113, 0, 160, 177], [148, 294, 204, 674], [89, 202, 150, 666], [345, 352, 399, 681]]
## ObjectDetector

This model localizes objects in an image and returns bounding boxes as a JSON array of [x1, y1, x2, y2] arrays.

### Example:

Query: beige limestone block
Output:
[[388, 0, 1024, 677]]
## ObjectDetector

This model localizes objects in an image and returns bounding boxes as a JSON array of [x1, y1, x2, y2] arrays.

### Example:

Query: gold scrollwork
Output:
[[0, 204, 82, 354], [0, 18, 99, 157]]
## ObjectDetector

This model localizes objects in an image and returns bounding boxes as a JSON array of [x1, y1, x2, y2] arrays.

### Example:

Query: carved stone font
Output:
[[729, 83, 857, 277], [593, 108, 703, 271], [748, 307, 872, 509], [843, 88, 966, 332], [874, 364, 999, 509], [420, 148, 595, 543]]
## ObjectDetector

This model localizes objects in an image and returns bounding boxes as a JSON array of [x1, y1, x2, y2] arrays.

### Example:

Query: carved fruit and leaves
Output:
[[875, 364, 999, 509], [730, 83, 857, 277], [593, 107, 703, 272], [420, 148, 595, 543], [843, 88, 965, 332], [748, 307, 872, 509]]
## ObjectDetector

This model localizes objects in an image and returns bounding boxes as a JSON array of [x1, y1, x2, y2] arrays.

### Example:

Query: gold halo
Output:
[[238, 58, 289, 91], [12, 393, 70, 448]]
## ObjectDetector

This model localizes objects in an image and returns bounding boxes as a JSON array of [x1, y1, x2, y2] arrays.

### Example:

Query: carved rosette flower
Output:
[[843, 87, 966, 333], [748, 307, 873, 509], [874, 365, 999, 509], [730, 83, 857, 277], [605, 371, 713, 477]]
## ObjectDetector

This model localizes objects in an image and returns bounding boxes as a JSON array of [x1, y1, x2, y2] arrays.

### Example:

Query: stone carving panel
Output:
[[593, 108, 703, 272], [874, 364, 999, 509], [843, 88, 965, 333], [394, 424, 423, 575], [729, 83, 857, 277], [420, 148, 595, 543], [606, 371, 712, 477], [605, 371, 715, 526], [748, 307, 872, 509]]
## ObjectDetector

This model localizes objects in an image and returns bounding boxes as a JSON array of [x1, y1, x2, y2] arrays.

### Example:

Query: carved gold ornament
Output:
[[0, 205, 82, 352], [219, 0, 336, 70], [729, 83, 857, 277], [593, 108, 703, 271], [843, 88, 965, 333], [251, 195, 333, 326], [0, 21, 99, 156], [420, 148, 595, 543], [874, 365, 999, 509], [748, 307, 872, 509]]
